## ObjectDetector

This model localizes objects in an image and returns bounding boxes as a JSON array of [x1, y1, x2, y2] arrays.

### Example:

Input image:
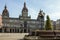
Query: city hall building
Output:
[[1, 2, 45, 33]]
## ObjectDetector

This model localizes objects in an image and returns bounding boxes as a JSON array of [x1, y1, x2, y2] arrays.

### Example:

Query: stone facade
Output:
[[56, 19, 60, 30], [1, 2, 45, 33], [51, 20, 56, 30]]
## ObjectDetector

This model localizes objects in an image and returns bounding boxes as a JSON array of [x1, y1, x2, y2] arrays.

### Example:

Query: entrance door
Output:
[[24, 29, 26, 33]]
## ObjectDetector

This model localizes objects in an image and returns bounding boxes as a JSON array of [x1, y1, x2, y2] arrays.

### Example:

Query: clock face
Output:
[[23, 11, 27, 13]]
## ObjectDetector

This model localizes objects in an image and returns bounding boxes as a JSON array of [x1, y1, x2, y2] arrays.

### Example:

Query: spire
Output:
[[24, 2, 26, 8], [22, 0, 28, 12], [3, 5, 8, 12], [24, 0, 27, 8], [5, 4, 7, 9]]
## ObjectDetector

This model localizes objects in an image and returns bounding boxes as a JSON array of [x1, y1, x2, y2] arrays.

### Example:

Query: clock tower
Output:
[[19, 1, 31, 20], [2, 5, 9, 18], [22, 2, 28, 17]]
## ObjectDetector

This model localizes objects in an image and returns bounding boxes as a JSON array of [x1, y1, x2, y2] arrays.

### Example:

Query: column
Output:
[[27, 28, 28, 33], [2, 28, 4, 33], [8, 28, 10, 33], [10, 29, 11, 33], [35, 31, 36, 36], [14, 28, 15, 33], [7, 28, 10, 33], [23, 29, 24, 33], [19, 29, 20, 33], [17, 29, 19, 33], [13, 29, 15, 33], [29, 29, 31, 35], [11, 29, 13, 32], [12, 28, 14, 33]]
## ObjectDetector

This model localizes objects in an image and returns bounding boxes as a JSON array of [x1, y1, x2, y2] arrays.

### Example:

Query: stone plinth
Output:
[[24, 30, 60, 40]]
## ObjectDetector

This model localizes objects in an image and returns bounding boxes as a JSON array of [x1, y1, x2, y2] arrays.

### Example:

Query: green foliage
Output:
[[45, 15, 52, 30]]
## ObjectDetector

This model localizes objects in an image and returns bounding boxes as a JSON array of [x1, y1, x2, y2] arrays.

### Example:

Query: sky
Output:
[[0, 0, 60, 21]]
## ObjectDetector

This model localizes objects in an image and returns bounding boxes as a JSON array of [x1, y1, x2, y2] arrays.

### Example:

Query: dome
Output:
[[2, 5, 9, 18], [2, 5, 9, 14]]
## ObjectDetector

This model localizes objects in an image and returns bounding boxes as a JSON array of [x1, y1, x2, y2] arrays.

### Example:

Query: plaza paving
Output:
[[0, 33, 28, 40]]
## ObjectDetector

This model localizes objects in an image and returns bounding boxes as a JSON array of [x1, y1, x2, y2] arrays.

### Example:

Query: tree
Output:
[[45, 15, 52, 30]]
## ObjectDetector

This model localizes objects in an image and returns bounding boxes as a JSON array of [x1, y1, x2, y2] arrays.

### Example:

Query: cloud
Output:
[[28, 7, 38, 19], [43, 0, 60, 21], [48, 12, 60, 21]]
